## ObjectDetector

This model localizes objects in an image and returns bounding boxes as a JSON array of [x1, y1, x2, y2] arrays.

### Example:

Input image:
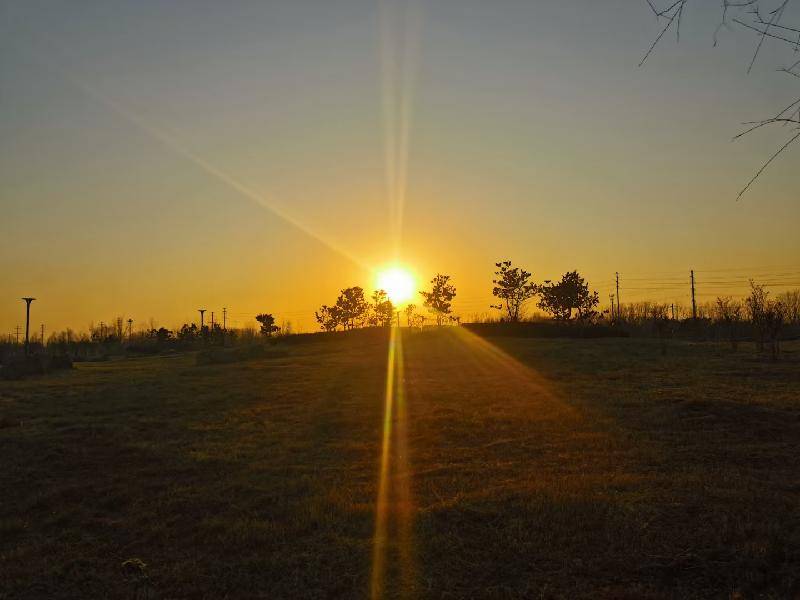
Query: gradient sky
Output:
[[2, 0, 799, 334]]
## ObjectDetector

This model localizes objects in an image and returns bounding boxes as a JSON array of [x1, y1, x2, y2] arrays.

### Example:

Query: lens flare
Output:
[[376, 266, 416, 305]]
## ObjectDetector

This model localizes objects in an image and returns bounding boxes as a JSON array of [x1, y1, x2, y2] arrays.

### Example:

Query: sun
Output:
[[376, 266, 416, 305]]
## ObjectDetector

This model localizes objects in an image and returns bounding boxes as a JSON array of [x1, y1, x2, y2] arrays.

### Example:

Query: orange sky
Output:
[[1, 1, 799, 335]]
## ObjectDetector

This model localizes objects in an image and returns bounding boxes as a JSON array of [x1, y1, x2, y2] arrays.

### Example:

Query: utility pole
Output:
[[41, 323, 45, 347], [127, 318, 133, 342], [222, 307, 227, 332], [22, 297, 35, 356], [211, 311, 215, 330], [615, 272, 621, 319], [690, 270, 697, 320], [198, 309, 206, 330], [609, 293, 615, 320]]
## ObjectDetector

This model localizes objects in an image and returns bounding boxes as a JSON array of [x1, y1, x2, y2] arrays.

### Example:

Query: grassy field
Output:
[[1, 329, 799, 599]]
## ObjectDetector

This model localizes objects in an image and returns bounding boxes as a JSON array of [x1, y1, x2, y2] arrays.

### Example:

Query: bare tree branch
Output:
[[737, 130, 800, 199], [639, 0, 687, 66], [745, 0, 787, 73], [643, 0, 800, 198], [733, 17, 797, 47]]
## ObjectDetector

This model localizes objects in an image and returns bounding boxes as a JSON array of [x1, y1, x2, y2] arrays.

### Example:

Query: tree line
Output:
[[490, 262, 599, 322], [315, 274, 458, 332], [312, 262, 601, 333], [306, 259, 799, 362], [4, 261, 797, 361]]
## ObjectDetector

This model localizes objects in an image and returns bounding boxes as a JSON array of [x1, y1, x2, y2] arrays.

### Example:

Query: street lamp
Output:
[[21, 297, 35, 356]]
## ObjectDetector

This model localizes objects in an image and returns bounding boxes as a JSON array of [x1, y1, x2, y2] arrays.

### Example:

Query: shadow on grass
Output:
[[2, 332, 799, 598]]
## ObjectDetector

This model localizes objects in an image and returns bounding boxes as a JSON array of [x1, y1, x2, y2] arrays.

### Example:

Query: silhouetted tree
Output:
[[114, 317, 124, 339], [537, 271, 599, 321], [315, 305, 341, 332], [369, 289, 395, 327], [490, 260, 537, 322], [650, 303, 671, 356], [279, 320, 293, 336], [404, 303, 417, 327], [148, 327, 173, 343], [177, 323, 198, 342], [90, 321, 120, 343], [746, 280, 786, 358], [380, 295, 394, 327], [778, 289, 800, 324], [420, 274, 457, 325], [746, 280, 769, 353], [255, 313, 280, 337], [335, 286, 369, 330], [764, 300, 786, 360], [210, 322, 225, 344], [715, 296, 743, 350]]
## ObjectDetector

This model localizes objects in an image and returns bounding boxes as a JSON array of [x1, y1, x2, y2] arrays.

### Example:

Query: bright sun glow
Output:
[[376, 266, 416, 305]]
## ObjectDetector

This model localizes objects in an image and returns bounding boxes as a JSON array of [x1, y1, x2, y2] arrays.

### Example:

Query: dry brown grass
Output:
[[1, 329, 798, 598]]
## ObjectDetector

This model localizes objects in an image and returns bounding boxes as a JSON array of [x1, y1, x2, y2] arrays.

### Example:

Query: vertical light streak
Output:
[[392, 328, 416, 598], [379, 0, 423, 259], [370, 326, 397, 599], [370, 326, 415, 599]]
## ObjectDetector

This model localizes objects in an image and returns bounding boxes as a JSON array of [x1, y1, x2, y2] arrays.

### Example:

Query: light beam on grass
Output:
[[444, 326, 576, 416], [370, 327, 396, 599], [370, 325, 572, 598], [370, 327, 415, 599]]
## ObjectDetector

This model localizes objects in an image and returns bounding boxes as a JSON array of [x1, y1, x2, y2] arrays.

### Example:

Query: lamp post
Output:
[[21, 297, 35, 356]]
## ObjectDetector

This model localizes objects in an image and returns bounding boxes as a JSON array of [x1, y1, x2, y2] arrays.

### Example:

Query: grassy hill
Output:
[[1, 329, 799, 599]]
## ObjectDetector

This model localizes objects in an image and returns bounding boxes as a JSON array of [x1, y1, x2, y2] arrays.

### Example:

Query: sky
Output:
[[1, 0, 799, 335]]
